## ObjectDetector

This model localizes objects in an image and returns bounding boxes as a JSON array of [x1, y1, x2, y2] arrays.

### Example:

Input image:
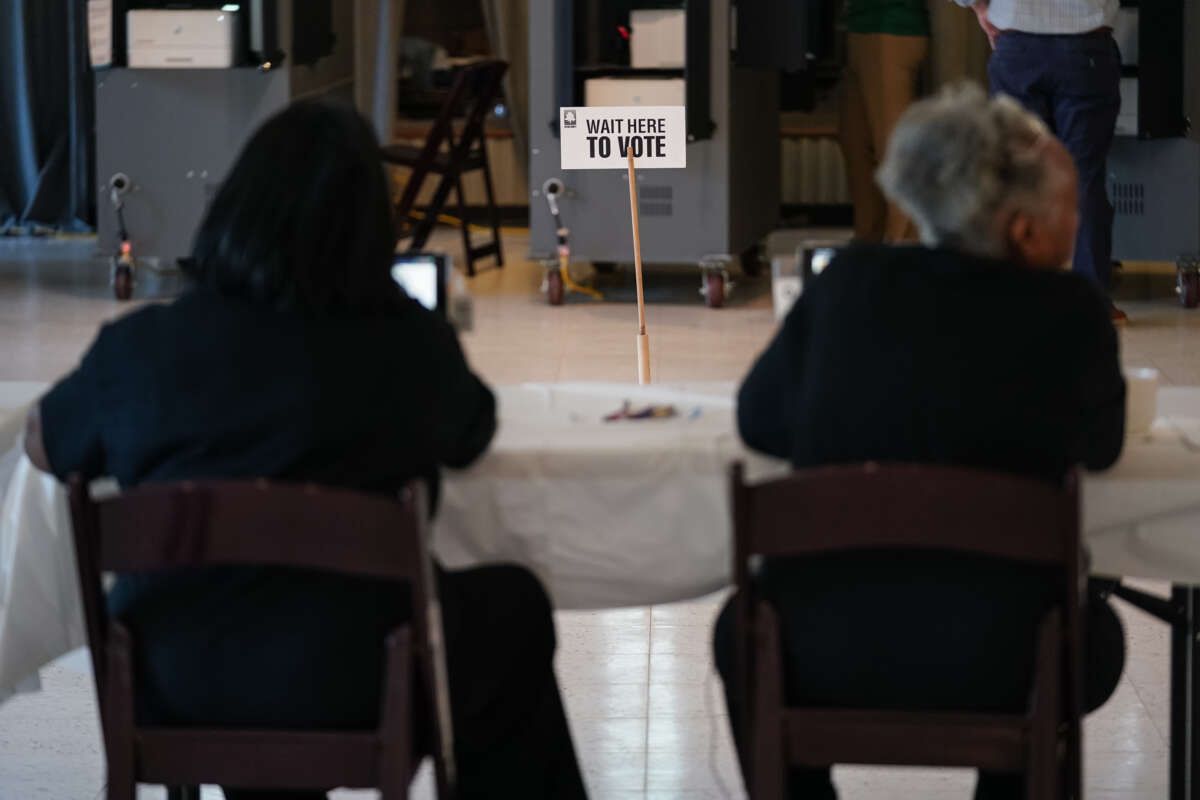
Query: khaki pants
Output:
[[839, 33, 929, 243]]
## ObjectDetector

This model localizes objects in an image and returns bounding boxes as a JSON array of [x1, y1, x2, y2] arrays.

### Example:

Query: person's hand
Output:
[[972, 0, 1001, 49]]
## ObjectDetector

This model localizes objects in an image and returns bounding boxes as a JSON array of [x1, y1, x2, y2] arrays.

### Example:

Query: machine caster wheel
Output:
[[705, 271, 725, 309], [740, 245, 764, 278], [1179, 265, 1199, 309], [546, 269, 565, 306], [593, 261, 617, 274], [113, 265, 133, 300]]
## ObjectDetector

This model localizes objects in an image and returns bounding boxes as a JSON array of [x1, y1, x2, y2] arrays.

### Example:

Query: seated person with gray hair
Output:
[[714, 84, 1126, 800]]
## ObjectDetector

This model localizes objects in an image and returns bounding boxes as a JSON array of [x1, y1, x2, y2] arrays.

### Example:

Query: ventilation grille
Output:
[[639, 185, 673, 217], [781, 135, 851, 205], [1111, 181, 1145, 216]]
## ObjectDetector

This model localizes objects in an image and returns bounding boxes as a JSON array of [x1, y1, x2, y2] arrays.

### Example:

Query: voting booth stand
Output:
[[1106, 1, 1200, 306], [90, 1, 395, 299], [528, 0, 804, 308]]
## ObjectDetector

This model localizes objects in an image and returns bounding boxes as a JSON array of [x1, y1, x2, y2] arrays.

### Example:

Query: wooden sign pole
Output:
[[628, 148, 651, 384]]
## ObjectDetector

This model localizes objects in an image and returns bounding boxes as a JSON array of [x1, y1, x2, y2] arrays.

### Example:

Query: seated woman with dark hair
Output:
[[23, 102, 586, 800]]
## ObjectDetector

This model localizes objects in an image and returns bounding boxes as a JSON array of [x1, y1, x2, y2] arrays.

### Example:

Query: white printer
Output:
[[127, 8, 241, 68]]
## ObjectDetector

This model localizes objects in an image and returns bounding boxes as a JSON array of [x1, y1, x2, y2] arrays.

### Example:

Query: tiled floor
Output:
[[0, 232, 1196, 798]]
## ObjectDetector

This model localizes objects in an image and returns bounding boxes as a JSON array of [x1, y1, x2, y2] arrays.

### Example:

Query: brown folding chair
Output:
[[384, 60, 508, 277], [729, 462, 1085, 800], [68, 477, 455, 800]]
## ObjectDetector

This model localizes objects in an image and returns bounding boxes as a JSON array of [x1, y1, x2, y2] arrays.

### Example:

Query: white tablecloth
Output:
[[4, 381, 1200, 699], [434, 383, 783, 608]]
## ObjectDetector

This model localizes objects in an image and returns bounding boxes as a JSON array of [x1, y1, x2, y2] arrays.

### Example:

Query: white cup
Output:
[[770, 256, 802, 322], [1125, 367, 1160, 436]]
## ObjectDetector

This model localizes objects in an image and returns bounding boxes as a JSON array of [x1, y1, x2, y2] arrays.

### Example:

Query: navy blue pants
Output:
[[988, 31, 1122, 293]]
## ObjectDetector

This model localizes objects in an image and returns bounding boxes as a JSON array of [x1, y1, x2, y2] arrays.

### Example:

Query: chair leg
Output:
[[391, 156, 435, 241], [753, 602, 787, 800], [166, 787, 200, 800], [1026, 609, 1064, 800], [455, 176, 475, 277], [1064, 720, 1082, 800], [407, 166, 460, 255], [105, 624, 137, 800], [106, 780, 135, 800], [478, 147, 504, 269], [378, 628, 413, 800]]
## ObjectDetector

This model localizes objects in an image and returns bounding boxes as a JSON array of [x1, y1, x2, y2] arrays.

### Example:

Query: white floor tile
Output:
[[649, 625, 716, 657], [562, 682, 650, 720]]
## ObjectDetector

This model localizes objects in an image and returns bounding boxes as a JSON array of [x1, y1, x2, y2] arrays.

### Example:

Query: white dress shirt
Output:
[[951, 0, 1119, 35]]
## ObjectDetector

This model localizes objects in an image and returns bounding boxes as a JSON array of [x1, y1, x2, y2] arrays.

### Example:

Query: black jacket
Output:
[[38, 287, 496, 726], [739, 244, 1125, 481], [41, 286, 495, 497]]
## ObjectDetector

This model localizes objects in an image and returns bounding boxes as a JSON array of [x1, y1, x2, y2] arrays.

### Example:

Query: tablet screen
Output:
[[391, 254, 444, 313], [809, 248, 835, 276]]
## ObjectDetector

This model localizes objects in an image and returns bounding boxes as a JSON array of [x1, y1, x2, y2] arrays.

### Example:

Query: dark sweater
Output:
[[39, 286, 495, 725], [739, 244, 1125, 480], [41, 286, 494, 495]]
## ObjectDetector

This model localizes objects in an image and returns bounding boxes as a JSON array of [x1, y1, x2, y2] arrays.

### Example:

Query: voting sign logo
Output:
[[563, 110, 577, 129]]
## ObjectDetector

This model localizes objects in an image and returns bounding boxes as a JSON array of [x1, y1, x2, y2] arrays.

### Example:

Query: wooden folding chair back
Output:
[[68, 477, 454, 800], [729, 461, 1084, 800], [385, 60, 509, 276]]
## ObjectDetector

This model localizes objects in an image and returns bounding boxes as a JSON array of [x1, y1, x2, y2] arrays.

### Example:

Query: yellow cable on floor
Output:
[[559, 252, 603, 300]]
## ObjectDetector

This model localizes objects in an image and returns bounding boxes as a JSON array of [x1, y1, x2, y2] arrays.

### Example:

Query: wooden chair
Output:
[[384, 60, 508, 277], [68, 477, 455, 800], [729, 462, 1085, 800]]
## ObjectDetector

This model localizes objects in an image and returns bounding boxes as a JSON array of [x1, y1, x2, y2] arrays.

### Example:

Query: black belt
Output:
[[998, 26, 1113, 40]]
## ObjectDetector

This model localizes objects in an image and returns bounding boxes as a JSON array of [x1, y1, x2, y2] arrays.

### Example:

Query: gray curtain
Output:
[[480, 0, 528, 178], [0, 0, 94, 233]]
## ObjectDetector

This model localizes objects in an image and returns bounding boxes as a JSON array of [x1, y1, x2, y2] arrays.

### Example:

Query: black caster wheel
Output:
[[1178, 267, 1199, 309], [592, 261, 617, 274], [113, 265, 133, 300], [740, 245, 764, 278], [705, 271, 725, 309], [546, 269, 565, 306]]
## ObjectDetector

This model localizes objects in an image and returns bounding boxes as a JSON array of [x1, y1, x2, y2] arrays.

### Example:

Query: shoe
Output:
[[1111, 305, 1128, 326]]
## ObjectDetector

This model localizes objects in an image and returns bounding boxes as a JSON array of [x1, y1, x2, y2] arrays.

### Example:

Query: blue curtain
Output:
[[0, 0, 94, 233]]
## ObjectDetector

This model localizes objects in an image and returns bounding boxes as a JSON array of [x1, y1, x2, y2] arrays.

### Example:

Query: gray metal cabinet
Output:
[[528, 0, 782, 269]]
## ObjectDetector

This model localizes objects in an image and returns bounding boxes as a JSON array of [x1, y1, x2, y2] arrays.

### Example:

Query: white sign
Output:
[[559, 106, 686, 170]]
